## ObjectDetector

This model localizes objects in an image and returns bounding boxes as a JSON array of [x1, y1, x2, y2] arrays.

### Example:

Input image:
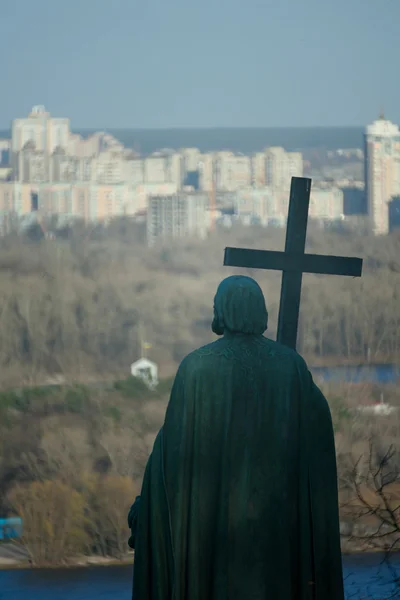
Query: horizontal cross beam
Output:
[[224, 247, 363, 277]]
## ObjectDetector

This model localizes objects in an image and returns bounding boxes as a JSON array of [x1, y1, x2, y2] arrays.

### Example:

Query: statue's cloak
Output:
[[132, 277, 344, 600]]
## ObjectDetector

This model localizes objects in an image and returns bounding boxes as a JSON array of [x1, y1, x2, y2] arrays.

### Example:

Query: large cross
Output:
[[223, 177, 363, 350]]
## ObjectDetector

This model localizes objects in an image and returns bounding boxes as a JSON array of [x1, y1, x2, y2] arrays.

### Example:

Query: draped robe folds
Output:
[[130, 277, 344, 600]]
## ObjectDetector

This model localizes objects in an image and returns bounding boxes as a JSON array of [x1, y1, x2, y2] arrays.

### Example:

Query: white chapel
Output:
[[130, 339, 158, 390]]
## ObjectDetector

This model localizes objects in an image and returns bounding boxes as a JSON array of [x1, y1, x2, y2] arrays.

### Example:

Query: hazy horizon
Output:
[[0, 125, 365, 154]]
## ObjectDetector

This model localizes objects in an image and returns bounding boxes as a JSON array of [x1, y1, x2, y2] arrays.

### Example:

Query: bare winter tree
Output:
[[340, 440, 400, 593]]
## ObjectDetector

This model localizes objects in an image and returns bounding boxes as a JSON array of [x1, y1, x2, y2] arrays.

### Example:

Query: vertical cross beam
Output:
[[276, 178, 312, 349]]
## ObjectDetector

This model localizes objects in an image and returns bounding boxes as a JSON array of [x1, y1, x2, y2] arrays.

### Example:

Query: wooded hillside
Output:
[[0, 221, 399, 389]]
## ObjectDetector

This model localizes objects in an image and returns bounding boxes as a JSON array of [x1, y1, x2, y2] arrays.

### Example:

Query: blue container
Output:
[[0, 517, 23, 540]]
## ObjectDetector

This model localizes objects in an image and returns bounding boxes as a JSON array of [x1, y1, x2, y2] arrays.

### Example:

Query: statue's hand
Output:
[[128, 496, 141, 549]]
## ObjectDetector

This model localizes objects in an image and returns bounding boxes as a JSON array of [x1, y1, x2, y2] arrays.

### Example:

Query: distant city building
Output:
[[143, 153, 183, 187], [93, 150, 126, 184], [50, 150, 92, 183], [144, 155, 169, 183], [214, 152, 252, 191], [1, 105, 377, 233], [235, 187, 276, 225], [147, 192, 209, 246], [0, 181, 140, 221], [11, 106, 70, 155], [181, 148, 201, 172], [0, 167, 12, 181], [328, 148, 364, 160], [67, 131, 124, 157], [251, 153, 266, 186], [309, 187, 344, 221], [17, 143, 49, 183], [364, 115, 400, 235], [265, 147, 303, 190], [123, 158, 145, 186], [0, 182, 33, 213], [198, 153, 214, 191], [134, 183, 178, 213]]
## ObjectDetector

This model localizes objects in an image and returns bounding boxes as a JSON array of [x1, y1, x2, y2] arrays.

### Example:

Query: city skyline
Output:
[[0, 0, 399, 129], [1, 105, 399, 238]]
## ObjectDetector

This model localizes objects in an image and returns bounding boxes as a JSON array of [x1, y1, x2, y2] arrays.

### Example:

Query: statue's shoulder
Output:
[[178, 339, 225, 371], [261, 337, 309, 371]]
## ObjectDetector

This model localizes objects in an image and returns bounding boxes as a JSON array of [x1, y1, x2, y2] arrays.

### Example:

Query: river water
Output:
[[310, 363, 400, 384], [0, 554, 399, 600]]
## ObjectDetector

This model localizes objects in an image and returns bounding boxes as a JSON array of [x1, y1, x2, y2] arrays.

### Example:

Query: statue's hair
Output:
[[212, 275, 268, 336]]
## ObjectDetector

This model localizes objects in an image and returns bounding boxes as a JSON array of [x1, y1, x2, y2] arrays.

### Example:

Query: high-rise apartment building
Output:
[[123, 158, 145, 186], [364, 116, 400, 235], [93, 150, 125, 184], [265, 147, 303, 190], [11, 106, 70, 154], [0, 182, 35, 213], [67, 132, 123, 157], [134, 183, 178, 212], [147, 192, 209, 246], [144, 155, 168, 183], [235, 187, 276, 225], [251, 153, 266, 186], [181, 148, 201, 173], [50, 151, 93, 183], [309, 187, 344, 221], [17, 143, 49, 183], [212, 152, 252, 191], [198, 153, 214, 191], [143, 153, 183, 187]]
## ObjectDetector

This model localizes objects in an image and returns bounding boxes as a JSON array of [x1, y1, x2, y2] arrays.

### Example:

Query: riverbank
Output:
[[0, 544, 393, 571], [0, 551, 134, 570]]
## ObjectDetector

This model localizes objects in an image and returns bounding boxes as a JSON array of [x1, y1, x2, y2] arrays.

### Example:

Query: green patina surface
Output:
[[131, 276, 344, 600]]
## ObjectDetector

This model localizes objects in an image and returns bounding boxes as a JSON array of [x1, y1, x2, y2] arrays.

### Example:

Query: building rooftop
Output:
[[366, 116, 400, 137]]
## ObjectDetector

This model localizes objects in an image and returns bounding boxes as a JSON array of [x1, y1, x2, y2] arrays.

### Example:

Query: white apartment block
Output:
[[198, 153, 215, 191], [252, 153, 266, 186], [165, 153, 183, 188], [235, 187, 275, 224], [134, 183, 178, 212], [17, 145, 49, 183], [0, 181, 140, 222], [123, 159, 145, 186], [50, 152, 93, 183], [181, 148, 201, 173], [11, 106, 70, 155], [142, 153, 183, 187], [0, 182, 33, 214], [93, 150, 126, 184], [147, 192, 209, 246], [265, 147, 303, 190], [67, 132, 123, 158], [144, 155, 168, 183], [309, 187, 344, 221], [365, 116, 400, 235], [214, 152, 252, 191]]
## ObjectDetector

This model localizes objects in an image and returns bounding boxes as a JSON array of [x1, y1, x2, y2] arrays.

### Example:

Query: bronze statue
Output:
[[129, 275, 344, 600]]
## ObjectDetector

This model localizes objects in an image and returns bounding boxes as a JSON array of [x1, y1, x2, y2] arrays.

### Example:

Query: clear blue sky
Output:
[[0, 0, 398, 129]]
